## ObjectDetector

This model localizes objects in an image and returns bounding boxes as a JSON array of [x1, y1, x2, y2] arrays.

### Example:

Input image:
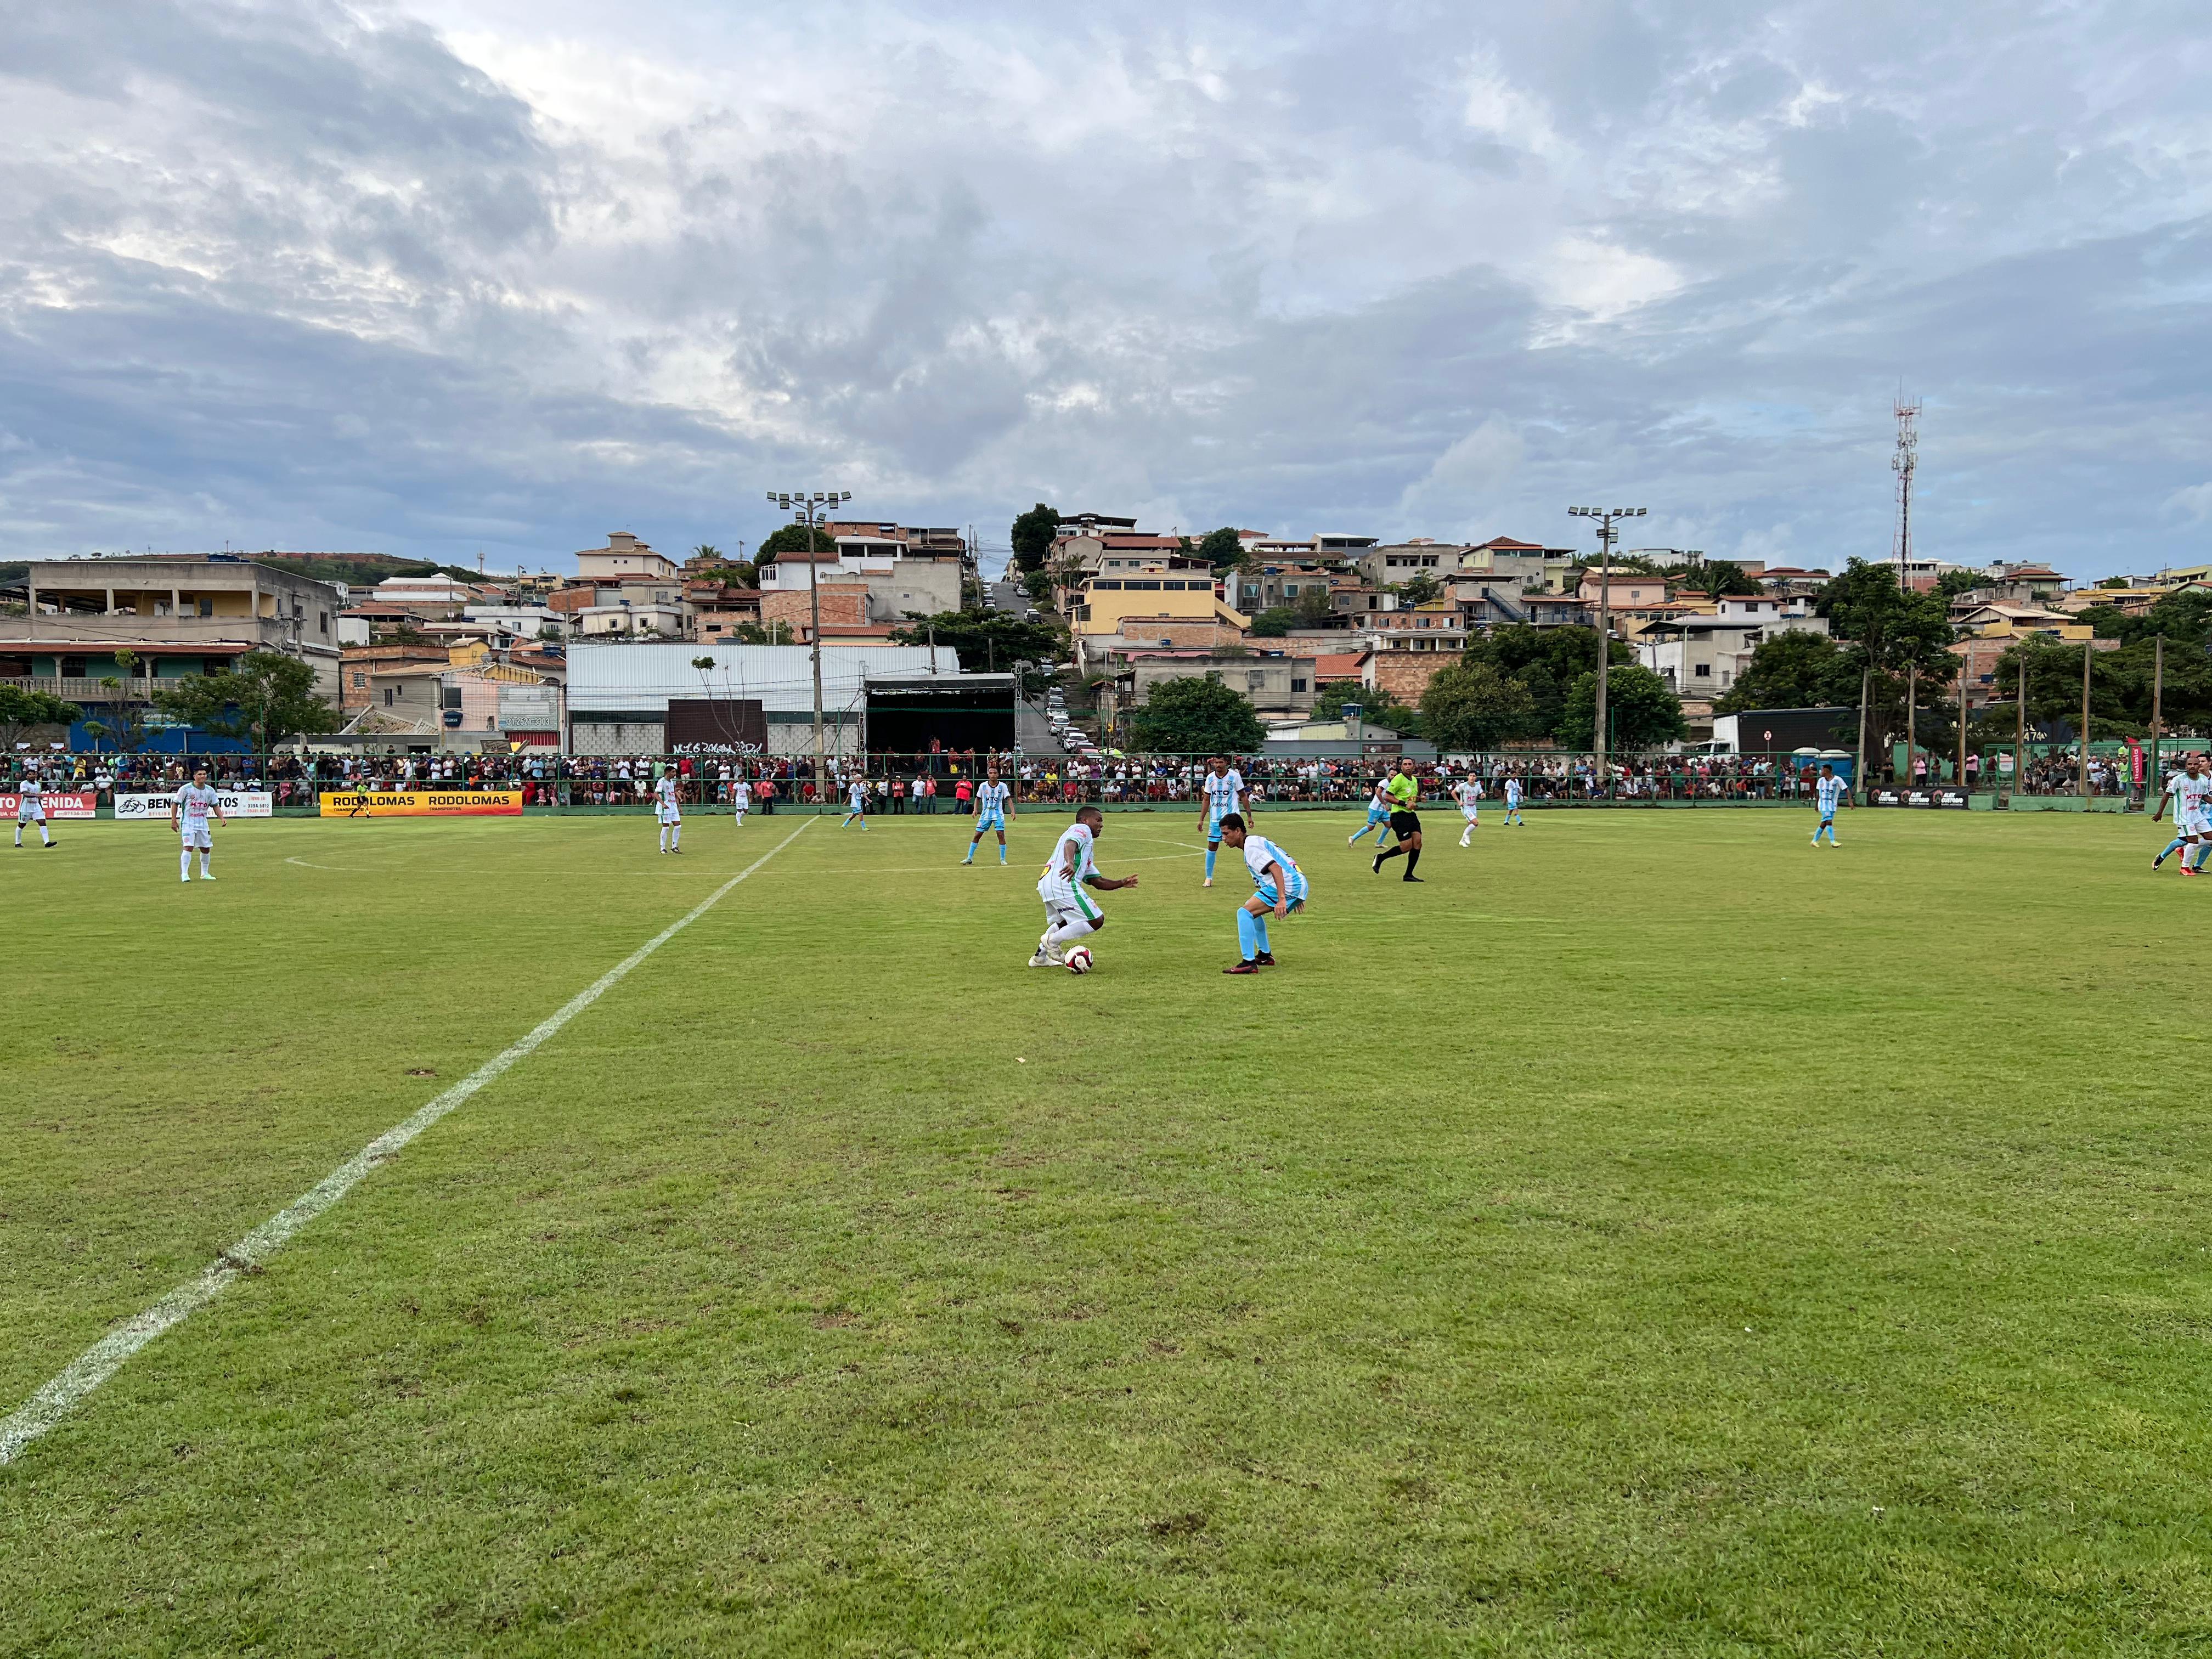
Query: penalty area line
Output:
[[0, 817, 814, 1469]]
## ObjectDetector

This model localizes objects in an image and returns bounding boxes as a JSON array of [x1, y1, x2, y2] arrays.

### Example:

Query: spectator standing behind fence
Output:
[[955, 777, 973, 815]]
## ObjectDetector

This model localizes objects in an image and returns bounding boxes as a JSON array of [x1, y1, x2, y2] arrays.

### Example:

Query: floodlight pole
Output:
[[1956, 657, 1967, 788], [2016, 656, 2028, 798], [1905, 662, 1916, 788], [766, 488, 851, 795], [2079, 640, 2092, 800], [1567, 505, 1645, 796]]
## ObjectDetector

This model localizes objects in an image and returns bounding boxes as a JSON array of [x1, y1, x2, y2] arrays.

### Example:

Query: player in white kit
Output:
[[654, 772, 684, 853], [170, 768, 227, 880], [1031, 805, 1139, 967], [841, 777, 871, 830], [1196, 756, 1248, 886], [730, 773, 752, 831], [13, 765, 55, 849], [1454, 775, 1484, 846], [1503, 775, 1524, 825], [2153, 755, 2212, 874], [963, 766, 1015, 865], [1812, 764, 1849, 846]]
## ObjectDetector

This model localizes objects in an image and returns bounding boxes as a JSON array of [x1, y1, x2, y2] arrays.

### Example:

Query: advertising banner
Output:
[[319, 789, 524, 817], [114, 792, 274, 820], [1868, 788, 1972, 809], [0, 792, 98, 819]]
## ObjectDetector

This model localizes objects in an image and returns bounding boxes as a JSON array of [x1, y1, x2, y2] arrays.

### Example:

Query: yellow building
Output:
[[1071, 570, 1248, 638]]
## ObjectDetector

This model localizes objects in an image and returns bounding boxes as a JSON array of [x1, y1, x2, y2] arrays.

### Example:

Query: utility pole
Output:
[[1905, 662, 1916, 788], [1567, 505, 1646, 795], [2016, 657, 2028, 799], [2079, 641, 2092, 800], [2152, 634, 2165, 799], [1855, 666, 1870, 801], [766, 488, 851, 794], [1956, 656, 1967, 787], [1892, 396, 1921, 578]]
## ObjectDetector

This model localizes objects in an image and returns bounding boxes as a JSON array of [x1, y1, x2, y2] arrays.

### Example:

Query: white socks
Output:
[[1046, 918, 1097, 949]]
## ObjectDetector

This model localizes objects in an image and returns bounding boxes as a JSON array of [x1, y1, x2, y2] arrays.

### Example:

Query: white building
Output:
[[757, 541, 963, 620], [461, 604, 570, 645], [566, 641, 945, 755], [1634, 596, 1829, 712], [574, 531, 680, 584]]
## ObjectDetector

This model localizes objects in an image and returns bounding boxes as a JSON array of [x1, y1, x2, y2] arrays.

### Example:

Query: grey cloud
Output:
[[0, 0, 2208, 575]]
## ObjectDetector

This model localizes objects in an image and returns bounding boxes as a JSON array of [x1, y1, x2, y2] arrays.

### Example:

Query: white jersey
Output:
[[1815, 774, 1848, 816], [15, 777, 45, 820], [731, 780, 751, 809], [1040, 821, 1097, 888], [1241, 833, 1302, 890], [1367, 782, 1392, 814], [1200, 770, 1245, 822], [1454, 780, 1483, 812], [655, 776, 681, 818], [1504, 778, 1522, 803], [848, 781, 867, 809], [2171, 771, 2212, 828], [175, 783, 219, 842], [973, 780, 1011, 819]]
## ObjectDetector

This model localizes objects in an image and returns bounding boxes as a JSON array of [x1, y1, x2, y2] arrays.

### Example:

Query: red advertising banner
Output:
[[1, 792, 98, 819]]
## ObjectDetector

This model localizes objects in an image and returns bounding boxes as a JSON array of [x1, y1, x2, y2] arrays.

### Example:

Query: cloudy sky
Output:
[[3, 0, 2208, 577]]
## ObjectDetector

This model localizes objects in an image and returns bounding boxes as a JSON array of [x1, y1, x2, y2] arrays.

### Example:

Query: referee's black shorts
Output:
[[1390, 810, 1422, 837]]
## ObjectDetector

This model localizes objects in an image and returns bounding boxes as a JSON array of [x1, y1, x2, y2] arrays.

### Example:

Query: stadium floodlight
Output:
[[1566, 503, 1650, 799]]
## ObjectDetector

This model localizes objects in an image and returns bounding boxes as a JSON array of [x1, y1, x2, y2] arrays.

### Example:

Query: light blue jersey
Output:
[[1201, 768, 1245, 831], [1815, 774, 1847, 819], [973, 779, 1011, 826], [1242, 834, 1308, 910]]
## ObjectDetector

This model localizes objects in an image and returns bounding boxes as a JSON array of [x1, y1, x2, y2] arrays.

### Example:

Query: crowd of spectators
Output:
[[4, 745, 2170, 809]]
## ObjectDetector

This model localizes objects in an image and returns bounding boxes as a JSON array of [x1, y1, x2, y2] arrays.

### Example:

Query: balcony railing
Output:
[[0, 676, 163, 702]]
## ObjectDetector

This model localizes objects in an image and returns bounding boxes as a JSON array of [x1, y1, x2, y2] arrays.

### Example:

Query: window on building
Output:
[[443, 686, 462, 710], [1695, 663, 1711, 676], [383, 687, 396, 707], [199, 599, 214, 617], [1246, 672, 1266, 689], [319, 612, 329, 634], [352, 671, 367, 689], [1291, 678, 1308, 692]]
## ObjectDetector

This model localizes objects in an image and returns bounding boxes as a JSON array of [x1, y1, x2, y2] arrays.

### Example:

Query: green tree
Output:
[[1816, 558, 1954, 672], [1009, 504, 1060, 573], [1396, 573, 1443, 606], [1249, 607, 1297, 637], [754, 524, 837, 564], [1420, 659, 1536, 752], [1936, 568, 1987, 599], [1129, 674, 1265, 754], [0, 685, 82, 751], [1195, 527, 1244, 570], [1465, 624, 1628, 744], [888, 608, 1066, 672], [732, 620, 797, 645], [1294, 587, 1335, 625], [1714, 631, 1862, 713], [690, 545, 758, 587], [1559, 664, 1686, 751], [149, 651, 340, 752]]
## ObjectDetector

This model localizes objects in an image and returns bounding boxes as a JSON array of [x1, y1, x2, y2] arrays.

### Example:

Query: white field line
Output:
[[0, 818, 814, 1468]]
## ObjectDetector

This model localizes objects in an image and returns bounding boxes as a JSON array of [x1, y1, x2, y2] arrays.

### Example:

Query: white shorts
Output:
[[732, 804, 748, 819], [16, 804, 44, 823], [180, 825, 213, 849], [1462, 806, 1480, 822], [2187, 810, 2212, 838], [657, 804, 681, 825], [1037, 874, 1102, 923]]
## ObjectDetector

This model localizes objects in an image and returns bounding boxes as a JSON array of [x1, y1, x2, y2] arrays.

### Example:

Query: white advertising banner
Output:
[[0, 791, 98, 820], [113, 792, 275, 820]]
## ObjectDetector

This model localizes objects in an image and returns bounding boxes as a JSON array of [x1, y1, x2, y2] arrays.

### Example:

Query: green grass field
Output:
[[4, 804, 2209, 1656]]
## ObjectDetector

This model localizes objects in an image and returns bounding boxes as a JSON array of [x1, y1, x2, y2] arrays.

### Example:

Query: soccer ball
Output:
[[1064, 944, 1094, 975]]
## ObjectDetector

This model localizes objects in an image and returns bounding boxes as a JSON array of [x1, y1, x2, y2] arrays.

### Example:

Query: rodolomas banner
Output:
[[0, 792, 98, 820], [319, 790, 524, 817], [114, 792, 274, 820]]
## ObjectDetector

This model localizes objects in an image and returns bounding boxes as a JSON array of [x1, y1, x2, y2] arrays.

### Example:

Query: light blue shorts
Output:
[[1255, 874, 1308, 913], [975, 810, 1005, 831]]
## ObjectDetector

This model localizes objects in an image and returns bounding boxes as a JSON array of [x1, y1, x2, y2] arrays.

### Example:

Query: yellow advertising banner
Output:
[[318, 790, 524, 818]]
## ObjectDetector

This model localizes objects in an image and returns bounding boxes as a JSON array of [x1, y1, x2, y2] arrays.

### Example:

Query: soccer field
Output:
[[4, 805, 2207, 1655]]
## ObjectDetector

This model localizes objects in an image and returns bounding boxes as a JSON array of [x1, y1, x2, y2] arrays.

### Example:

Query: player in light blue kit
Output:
[[1813, 763, 1850, 846], [1347, 777, 1395, 848], [1196, 755, 1248, 887], [840, 775, 871, 830], [1503, 775, 1525, 825], [963, 765, 1015, 864], [1216, 813, 1305, 973]]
